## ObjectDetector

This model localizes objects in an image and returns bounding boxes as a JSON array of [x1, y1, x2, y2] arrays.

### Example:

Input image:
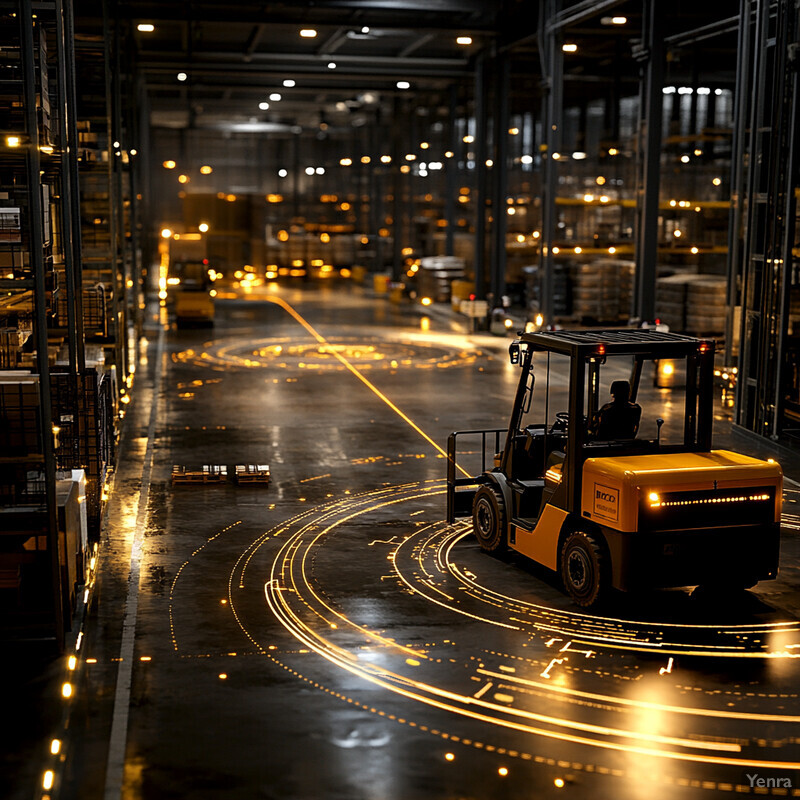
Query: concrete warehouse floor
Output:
[[5, 284, 800, 800]]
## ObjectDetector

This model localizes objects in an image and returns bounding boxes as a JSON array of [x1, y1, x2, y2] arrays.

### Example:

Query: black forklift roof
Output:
[[518, 329, 713, 357]]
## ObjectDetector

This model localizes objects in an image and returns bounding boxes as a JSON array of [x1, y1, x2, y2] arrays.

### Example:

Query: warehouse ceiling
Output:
[[73, 1, 740, 135]]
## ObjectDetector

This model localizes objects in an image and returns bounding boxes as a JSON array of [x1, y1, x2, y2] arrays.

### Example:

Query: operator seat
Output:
[[592, 380, 641, 440]]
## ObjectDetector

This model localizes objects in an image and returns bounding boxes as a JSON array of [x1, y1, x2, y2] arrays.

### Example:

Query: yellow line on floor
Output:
[[264, 294, 471, 478]]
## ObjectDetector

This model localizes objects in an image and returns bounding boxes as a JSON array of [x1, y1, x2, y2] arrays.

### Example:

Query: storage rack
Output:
[[0, 0, 136, 648]]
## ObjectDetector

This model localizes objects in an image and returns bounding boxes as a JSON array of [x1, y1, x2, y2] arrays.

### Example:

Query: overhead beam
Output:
[[105, 4, 500, 31], [243, 23, 266, 61], [134, 51, 471, 78], [398, 32, 434, 58]]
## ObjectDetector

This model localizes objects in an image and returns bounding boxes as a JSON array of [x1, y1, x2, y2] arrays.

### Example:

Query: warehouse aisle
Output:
[[12, 286, 800, 800]]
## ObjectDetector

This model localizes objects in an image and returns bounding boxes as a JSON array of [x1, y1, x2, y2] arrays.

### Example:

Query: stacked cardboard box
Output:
[[655, 273, 727, 335], [570, 259, 633, 323], [685, 276, 727, 335], [418, 256, 466, 303]]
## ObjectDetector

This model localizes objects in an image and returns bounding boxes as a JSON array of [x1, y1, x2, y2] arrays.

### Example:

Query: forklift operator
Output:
[[590, 380, 642, 440]]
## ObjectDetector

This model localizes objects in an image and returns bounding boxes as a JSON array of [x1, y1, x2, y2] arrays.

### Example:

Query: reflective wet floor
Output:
[[7, 285, 800, 799]]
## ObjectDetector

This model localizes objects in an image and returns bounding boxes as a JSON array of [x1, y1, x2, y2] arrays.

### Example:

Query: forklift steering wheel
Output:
[[550, 412, 570, 433]]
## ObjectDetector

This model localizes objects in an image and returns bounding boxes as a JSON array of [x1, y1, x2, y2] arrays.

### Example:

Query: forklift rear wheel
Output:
[[561, 531, 606, 607], [472, 485, 507, 553]]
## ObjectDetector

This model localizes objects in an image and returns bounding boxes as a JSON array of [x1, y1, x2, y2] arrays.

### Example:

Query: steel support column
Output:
[[725, 0, 753, 364], [63, 0, 85, 371], [473, 53, 489, 300], [444, 84, 458, 257], [54, 0, 79, 374], [102, 0, 123, 376], [20, 0, 64, 648], [539, 0, 564, 323], [633, 0, 664, 323], [112, 16, 130, 368], [490, 52, 510, 304], [391, 95, 403, 282]]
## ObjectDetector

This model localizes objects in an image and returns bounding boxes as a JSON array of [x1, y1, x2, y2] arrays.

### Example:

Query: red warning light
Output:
[[698, 342, 709, 353], [469, 294, 476, 301], [597, 344, 606, 355], [202, 258, 209, 265]]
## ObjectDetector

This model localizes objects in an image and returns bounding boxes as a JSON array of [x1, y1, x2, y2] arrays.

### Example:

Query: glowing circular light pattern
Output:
[[174, 336, 483, 373], [208, 480, 800, 788]]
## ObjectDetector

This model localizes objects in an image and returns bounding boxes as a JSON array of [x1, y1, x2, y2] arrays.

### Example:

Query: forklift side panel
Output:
[[582, 450, 783, 533], [511, 504, 569, 571]]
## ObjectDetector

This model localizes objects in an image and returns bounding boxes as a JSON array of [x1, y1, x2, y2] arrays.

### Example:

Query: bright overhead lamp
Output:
[[177, 72, 187, 82], [396, 81, 410, 90], [300, 29, 317, 38], [269, 93, 281, 102], [305, 167, 315, 176], [283, 79, 296, 87], [340, 158, 352, 166], [162, 160, 176, 169], [259, 102, 270, 110], [562, 43, 577, 52], [200, 165, 213, 174], [361, 26, 370, 34], [327, 62, 337, 69], [137, 23, 155, 32], [198, 222, 209, 232], [456, 36, 472, 45], [278, 168, 288, 177]]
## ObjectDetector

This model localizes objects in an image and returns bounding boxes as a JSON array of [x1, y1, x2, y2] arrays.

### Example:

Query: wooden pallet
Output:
[[172, 464, 228, 485], [234, 464, 271, 485]]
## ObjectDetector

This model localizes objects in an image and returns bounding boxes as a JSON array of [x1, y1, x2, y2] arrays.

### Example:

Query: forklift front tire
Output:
[[561, 531, 606, 608], [472, 485, 507, 553]]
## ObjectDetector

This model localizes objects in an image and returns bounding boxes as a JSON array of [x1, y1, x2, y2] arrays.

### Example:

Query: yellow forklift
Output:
[[170, 259, 215, 326], [446, 330, 783, 607]]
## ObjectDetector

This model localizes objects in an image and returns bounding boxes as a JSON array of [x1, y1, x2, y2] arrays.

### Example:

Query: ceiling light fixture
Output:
[[456, 36, 472, 45], [283, 79, 296, 88], [397, 81, 410, 90], [137, 23, 154, 32], [177, 72, 187, 82], [562, 43, 577, 52], [300, 29, 317, 38], [269, 93, 281, 102]]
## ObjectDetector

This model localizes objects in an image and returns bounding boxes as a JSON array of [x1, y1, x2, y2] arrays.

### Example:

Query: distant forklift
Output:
[[170, 259, 215, 326], [447, 330, 782, 607]]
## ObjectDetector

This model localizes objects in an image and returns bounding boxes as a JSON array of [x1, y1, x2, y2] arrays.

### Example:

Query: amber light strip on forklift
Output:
[[649, 493, 771, 509]]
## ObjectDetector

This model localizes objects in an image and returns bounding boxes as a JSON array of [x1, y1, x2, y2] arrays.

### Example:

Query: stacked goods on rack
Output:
[[570, 259, 629, 324], [432, 232, 473, 271], [655, 273, 727, 335], [418, 256, 466, 303], [685, 276, 727, 336], [655, 273, 695, 331], [618, 261, 635, 319], [50, 371, 115, 540], [522, 263, 571, 320]]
